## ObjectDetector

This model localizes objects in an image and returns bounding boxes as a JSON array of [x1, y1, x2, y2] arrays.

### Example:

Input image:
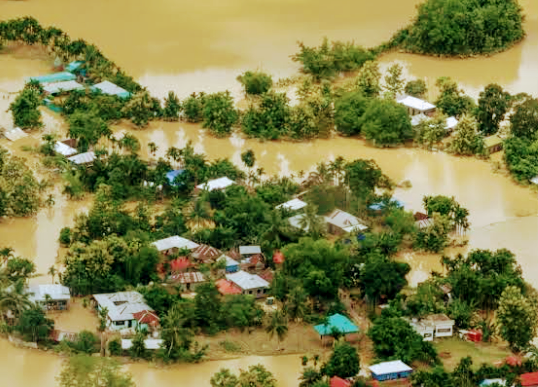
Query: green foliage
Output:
[[138, 284, 178, 317], [108, 338, 122, 356], [122, 91, 154, 127], [202, 92, 238, 137], [70, 330, 99, 354], [414, 214, 452, 253], [405, 79, 427, 99], [57, 355, 136, 387], [163, 91, 181, 121], [323, 341, 360, 378], [405, 281, 445, 318], [435, 77, 475, 117], [411, 366, 454, 387], [182, 92, 205, 123], [497, 286, 538, 351], [16, 306, 54, 342], [10, 86, 42, 129], [129, 331, 148, 359], [292, 38, 375, 80], [510, 96, 538, 139], [334, 92, 370, 136], [448, 114, 484, 156], [345, 159, 391, 199], [211, 365, 277, 387], [414, 114, 449, 149], [222, 294, 264, 331], [368, 316, 439, 365], [5, 257, 36, 283], [241, 92, 290, 140], [476, 84, 511, 135], [360, 253, 410, 305], [503, 136, 538, 182], [384, 63, 405, 97], [362, 98, 413, 147], [194, 282, 222, 332], [237, 71, 273, 95], [68, 110, 111, 152], [397, 0, 524, 56], [446, 298, 474, 328]]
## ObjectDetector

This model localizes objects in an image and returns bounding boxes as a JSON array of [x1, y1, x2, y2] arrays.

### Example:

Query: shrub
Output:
[[404, 79, 427, 98], [237, 71, 273, 95], [182, 93, 205, 123], [59, 227, 72, 246], [362, 98, 413, 147], [202, 92, 238, 137], [108, 338, 122, 356], [334, 92, 370, 136]]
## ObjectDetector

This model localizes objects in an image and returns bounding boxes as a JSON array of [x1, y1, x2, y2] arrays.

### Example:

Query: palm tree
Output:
[[166, 147, 181, 168], [0, 247, 14, 267], [0, 280, 33, 321], [265, 310, 288, 350], [148, 142, 158, 157], [261, 211, 292, 249], [183, 196, 215, 231], [48, 265, 56, 284], [162, 304, 193, 356], [97, 306, 108, 356], [299, 204, 326, 239], [328, 156, 346, 186]]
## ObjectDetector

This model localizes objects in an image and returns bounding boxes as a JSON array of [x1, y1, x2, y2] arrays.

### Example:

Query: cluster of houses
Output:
[[396, 94, 504, 154]]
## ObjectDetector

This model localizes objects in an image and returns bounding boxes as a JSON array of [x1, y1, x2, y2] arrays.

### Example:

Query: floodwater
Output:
[[2, 0, 538, 385]]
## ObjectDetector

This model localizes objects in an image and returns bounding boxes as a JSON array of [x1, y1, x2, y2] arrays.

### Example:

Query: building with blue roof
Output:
[[28, 72, 76, 84], [91, 80, 131, 99], [66, 61, 84, 73], [314, 313, 359, 338], [166, 170, 185, 186], [369, 198, 405, 211]]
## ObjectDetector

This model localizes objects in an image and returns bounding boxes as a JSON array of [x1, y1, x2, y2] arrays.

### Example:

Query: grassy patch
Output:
[[434, 337, 511, 371], [219, 340, 242, 353]]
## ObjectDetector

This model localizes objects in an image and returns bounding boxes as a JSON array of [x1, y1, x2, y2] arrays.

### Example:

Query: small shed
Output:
[[68, 151, 96, 165], [192, 244, 222, 264], [218, 255, 239, 273], [369, 360, 413, 381], [424, 313, 455, 338], [397, 95, 436, 116], [43, 80, 84, 95], [275, 198, 307, 212], [92, 80, 131, 98], [521, 372, 538, 387], [169, 271, 206, 291], [3, 127, 28, 142], [484, 135, 503, 154], [196, 177, 235, 192], [314, 313, 359, 338], [165, 169, 185, 186], [54, 141, 78, 157], [467, 329, 483, 342]]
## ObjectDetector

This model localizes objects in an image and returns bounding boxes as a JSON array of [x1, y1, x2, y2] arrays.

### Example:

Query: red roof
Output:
[[191, 244, 222, 263], [330, 376, 351, 387], [521, 372, 538, 386], [506, 355, 522, 367], [259, 268, 274, 283], [170, 257, 191, 272], [414, 212, 429, 221], [133, 310, 160, 325], [273, 251, 285, 264], [216, 279, 242, 295]]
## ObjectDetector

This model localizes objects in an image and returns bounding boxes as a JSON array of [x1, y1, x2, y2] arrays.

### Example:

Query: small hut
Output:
[[484, 135, 503, 154], [314, 313, 359, 341]]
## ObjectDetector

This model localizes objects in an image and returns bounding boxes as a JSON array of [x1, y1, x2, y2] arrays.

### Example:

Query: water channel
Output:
[[1, 0, 538, 385]]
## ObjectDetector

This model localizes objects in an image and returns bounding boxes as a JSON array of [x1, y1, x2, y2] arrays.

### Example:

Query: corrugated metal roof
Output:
[[68, 151, 96, 165], [369, 360, 412, 375], [170, 271, 206, 284], [3, 127, 28, 142], [196, 177, 235, 191], [218, 255, 239, 267], [216, 279, 242, 295], [28, 72, 76, 84], [43, 80, 84, 94], [397, 95, 436, 112], [93, 291, 152, 322], [92, 80, 131, 98], [191, 244, 221, 261], [314, 313, 359, 336], [28, 284, 70, 303], [275, 198, 307, 211], [288, 214, 309, 231], [446, 116, 458, 130], [151, 236, 199, 252], [239, 246, 262, 255], [226, 270, 269, 290], [325, 209, 367, 231], [54, 141, 78, 157]]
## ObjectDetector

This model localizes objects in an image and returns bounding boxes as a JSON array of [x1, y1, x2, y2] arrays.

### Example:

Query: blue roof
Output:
[[166, 170, 185, 186], [480, 380, 506, 387], [28, 72, 76, 84], [66, 61, 84, 72], [314, 313, 359, 336], [369, 198, 405, 211]]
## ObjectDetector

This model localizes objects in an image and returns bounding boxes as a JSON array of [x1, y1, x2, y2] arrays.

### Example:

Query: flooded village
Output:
[[1, 0, 538, 386]]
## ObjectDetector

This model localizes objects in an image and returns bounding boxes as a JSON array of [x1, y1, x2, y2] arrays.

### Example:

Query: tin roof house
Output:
[[196, 177, 235, 192], [151, 236, 199, 256], [28, 284, 70, 311], [397, 95, 436, 116], [325, 209, 367, 235], [369, 360, 413, 381], [225, 270, 269, 298]]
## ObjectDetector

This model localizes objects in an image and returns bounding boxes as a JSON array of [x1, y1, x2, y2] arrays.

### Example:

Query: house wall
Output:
[[327, 224, 344, 236], [37, 299, 69, 311], [372, 371, 412, 381], [242, 287, 268, 298], [226, 265, 239, 273], [109, 319, 138, 331], [434, 322, 453, 337]]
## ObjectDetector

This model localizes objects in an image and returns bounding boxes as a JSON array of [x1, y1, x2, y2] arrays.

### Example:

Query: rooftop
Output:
[[192, 244, 222, 262], [479, 379, 506, 387], [28, 71, 76, 84], [369, 360, 412, 376], [325, 209, 367, 232], [397, 95, 436, 112], [288, 213, 309, 231], [424, 313, 454, 323], [43, 80, 84, 95], [3, 127, 28, 142], [196, 177, 235, 192], [92, 80, 131, 98], [521, 372, 538, 387], [54, 141, 78, 157], [169, 271, 206, 284], [218, 255, 239, 267], [275, 198, 307, 211], [314, 313, 359, 336], [484, 135, 503, 148], [226, 270, 269, 290], [330, 376, 351, 387], [239, 246, 262, 255], [151, 236, 199, 252], [28, 284, 70, 303], [68, 151, 96, 165], [165, 169, 185, 186], [216, 279, 243, 295], [93, 291, 152, 322]]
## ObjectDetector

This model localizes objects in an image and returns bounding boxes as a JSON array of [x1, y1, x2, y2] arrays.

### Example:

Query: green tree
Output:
[[435, 77, 475, 117], [356, 60, 381, 97], [129, 331, 148, 359], [211, 368, 239, 387], [0, 280, 33, 321], [238, 364, 277, 387], [241, 91, 290, 140], [202, 91, 238, 137], [448, 114, 484, 156], [414, 213, 452, 253], [48, 265, 56, 284], [285, 285, 309, 322], [194, 282, 222, 332], [361, 253, 410, 306], [265, 310, 288, 350], [497, 286, 537, 351], [162, 91, 181, 121], [510, 96, 538, 139], [384, 63, 404, 97], [323, 341, 360, 378], [10, 87, 42, 129], [415, 114, 448, 149], [451, 357, 475, 387], [404, 79, 427, 99], [237, 71, 273, 95], [362, 98, 413, 147], [56, 355, 136, 387], [122, 91, 154, 127], [16, 305, 54, 342], [476, 84, 511, 135], [182, 92, 205, 123], [334, 91, 370, 136], [68, 110, 111, 152], [241, 149, 256, 169]]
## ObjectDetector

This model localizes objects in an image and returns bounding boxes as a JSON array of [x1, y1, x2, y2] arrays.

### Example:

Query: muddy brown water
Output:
[[1, 0, 538, 385]]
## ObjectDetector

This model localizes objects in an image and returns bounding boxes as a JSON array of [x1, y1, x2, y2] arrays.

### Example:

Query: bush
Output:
[[71, 330, 99, 354], [59, 227, 72, 246], [404, 79, 427, 98], [182, 93, 205, 123], [202, 92, 238, 137], [334, 92, 370, 136], [504, 136, 538, 182], [108, 338, 122, 356], [362, 98, 413, 147], [397, 0, 524, 56], [237, 71, 273, 95], [241, 92, 290, 140]]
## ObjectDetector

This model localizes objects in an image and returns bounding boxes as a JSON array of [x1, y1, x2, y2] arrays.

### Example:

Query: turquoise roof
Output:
[[66, 61, 84, 73], [314, 313, 359, 336], [28, 72, 76, 84]]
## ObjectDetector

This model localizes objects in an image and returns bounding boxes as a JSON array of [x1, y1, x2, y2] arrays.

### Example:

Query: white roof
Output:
[[397, 95, 436, 112], [226, 270, 269, 290], [369, 360, 412, 375], [239, 246, 262, 255], [151, 236, 199, 252], [530, 176, 538, 185], [219, 255, 239, 266], [121, 339, 163, 350], [93, 80, 129, 97], [275, 198, 307, 211], [68, 151, 96, 165], [411, 114, 428, 126], [3, 127, 28, 142], [93, 291, 152, 322], [43, 80, 84, 94], [54, 141, 78, 157], [325, 209, 367, 232], [196, 177, 235, 191], [28, 284, 70, 303], [446, 116, 458, 130], [288, 214, 309, 231]]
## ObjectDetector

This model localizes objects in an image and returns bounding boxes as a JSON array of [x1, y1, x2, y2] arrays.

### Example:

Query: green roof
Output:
[[28, 72, 76, 84], [484, 135, 503, 148], [314, 313, 359, 336]]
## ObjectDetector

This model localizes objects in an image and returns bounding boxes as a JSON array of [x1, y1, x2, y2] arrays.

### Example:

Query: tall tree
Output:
[[334, 91, 370, 136], [448, 114, 484, 156], [162, 91, 181, 121], [476, 84, 511, 135], [384, 63, 405, 97], [323, 341, 360, 378], [265, 310, 288, 350], [362, 98, 413, 147], [497, 286, 537, 351], [16, 305, 54, 342], [57, 355, 136, 387], [510, 95, 538, 139], [356, 60, 381, 97], [435, 77, 475, 117], [10, 87, 42, 129]]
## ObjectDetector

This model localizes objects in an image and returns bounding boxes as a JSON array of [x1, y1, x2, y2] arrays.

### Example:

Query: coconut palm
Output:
[[260, 211, 292, 249], [0, 280, 33, 321], [0, 247, 14, 266], [148, 142, 158, 157], [183, 196, 215, 231], [298, 204, 326, 239], [48, 265, 56, 284], [265, 310, 288, 350]]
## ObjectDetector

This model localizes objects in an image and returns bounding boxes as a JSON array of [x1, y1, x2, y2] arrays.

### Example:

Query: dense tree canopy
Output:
[[476, 84, 511, 135], [497, 286, 538, 351], [362, 98, 413, 147], [334, 92, 370, 136]]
